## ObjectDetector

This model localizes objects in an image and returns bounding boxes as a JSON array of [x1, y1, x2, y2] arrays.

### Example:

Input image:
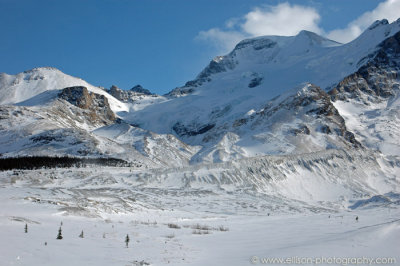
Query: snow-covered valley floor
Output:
[[0, 159, 399, 266]]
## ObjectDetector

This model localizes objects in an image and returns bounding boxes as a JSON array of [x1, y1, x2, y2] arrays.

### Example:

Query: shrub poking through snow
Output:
[[167, 223, 181, 229], [218, 225, 229, 231]]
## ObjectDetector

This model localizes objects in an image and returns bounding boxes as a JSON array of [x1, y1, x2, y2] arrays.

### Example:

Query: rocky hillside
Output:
[[329, 30, 400, 155], [59, 86, 116, 124]]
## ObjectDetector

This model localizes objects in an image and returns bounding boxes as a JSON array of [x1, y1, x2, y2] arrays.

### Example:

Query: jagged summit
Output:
[[22, 66, 63, 74], [107, 84, 159, 104], [368, 19, 389, 30], [130, 84, 152, 95], [168, 19, 400, 98]]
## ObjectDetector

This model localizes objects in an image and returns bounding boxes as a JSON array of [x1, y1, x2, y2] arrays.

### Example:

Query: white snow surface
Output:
[[0, 149, 399, 265]]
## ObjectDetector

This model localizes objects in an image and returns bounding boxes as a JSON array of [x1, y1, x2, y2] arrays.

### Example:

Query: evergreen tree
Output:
[[56, 227, 63, 240], [24, 223, 28, 233], [125, 234, 130, 248], [79, 230, 84, 238]]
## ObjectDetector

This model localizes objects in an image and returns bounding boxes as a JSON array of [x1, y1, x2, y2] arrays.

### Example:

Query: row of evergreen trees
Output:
[[0, 156, 131, 170]]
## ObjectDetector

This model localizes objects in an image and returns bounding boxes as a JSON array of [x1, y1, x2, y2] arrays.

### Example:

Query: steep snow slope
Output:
[[331, 30, 400, 155], [0, 104, 148, 165], [0, 102, 201, 168], [126, 19, 400, 133], [93, 123, 201, 167], [0, 67, 128, 113], [186, 83, 361, 163], [116, 19, 400, 163]]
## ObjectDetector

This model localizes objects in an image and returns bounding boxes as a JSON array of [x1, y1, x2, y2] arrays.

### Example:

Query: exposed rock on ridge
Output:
[[58, 86, 116, 125], [329, 31, 400, 103]]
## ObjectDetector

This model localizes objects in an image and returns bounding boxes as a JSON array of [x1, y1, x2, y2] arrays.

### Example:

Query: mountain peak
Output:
[[294, 30, 341, 47], [130, 85, 152, 95], [233, 36, 282, 51], [23, 67, 62, 74], [368, 19, 389, 30]]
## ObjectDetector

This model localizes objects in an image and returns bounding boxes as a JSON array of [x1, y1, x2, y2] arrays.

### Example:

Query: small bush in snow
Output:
[[167, 223, 181, 229]]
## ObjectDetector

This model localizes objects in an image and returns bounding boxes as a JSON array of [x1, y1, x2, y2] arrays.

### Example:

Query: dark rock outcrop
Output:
[[58, 86, 115, 124], [130, 85, 152, 95], [234, 38, 277, 51], [329, 30, 400, 103], [173, 122, 215, 137], [108, 85, 155, 103], [254, 84, 361, 147], [167, 55, 236, 97]]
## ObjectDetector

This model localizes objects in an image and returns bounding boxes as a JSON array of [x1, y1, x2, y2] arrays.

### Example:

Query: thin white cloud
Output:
[[196, 2, 322, 53], [241, 3, 322, 37], [326, 0, 400, 43], [196, 28, 246, 53], [196, 0, 400, 53]]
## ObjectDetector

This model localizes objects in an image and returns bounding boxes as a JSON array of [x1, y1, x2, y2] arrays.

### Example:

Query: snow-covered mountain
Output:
[[1, 19, 400, 166], [124, 18, 400, 162], [0, 67, 128, 113], [0, 69, 198, 168]]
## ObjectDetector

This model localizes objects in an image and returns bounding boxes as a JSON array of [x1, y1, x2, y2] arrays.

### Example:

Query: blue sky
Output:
[[1, 0, 399, 94]]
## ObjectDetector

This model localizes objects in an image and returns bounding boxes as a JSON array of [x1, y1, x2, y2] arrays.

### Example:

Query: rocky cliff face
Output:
[[327, 30, 400, 155], [329, 31, 400, 103], [252, 84, 361, 147], [186, 83, 362, 163], [58, 86, 116, 125], [130, 85, 152, 95], [108, 85, 155, 103]]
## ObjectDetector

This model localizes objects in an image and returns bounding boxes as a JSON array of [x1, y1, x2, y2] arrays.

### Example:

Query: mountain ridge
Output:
[[1, 18, 400, 165]]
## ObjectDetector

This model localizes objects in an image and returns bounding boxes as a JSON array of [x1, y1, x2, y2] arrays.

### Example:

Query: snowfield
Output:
[[1, 200, 399, 266], [0, 150, 399, 265]]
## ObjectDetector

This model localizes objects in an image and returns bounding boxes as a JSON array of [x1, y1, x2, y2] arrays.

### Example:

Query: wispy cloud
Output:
[[241, 3, 322, 37], [196, 0, 400, 53], [326, 0, 400, 43], [196, 28, 246, 53], [196, 3, 321, 53]]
